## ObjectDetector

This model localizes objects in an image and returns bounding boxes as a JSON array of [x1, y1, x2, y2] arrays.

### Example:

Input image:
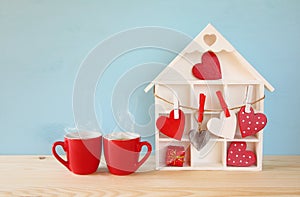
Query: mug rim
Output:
[[65, 131, 102, 140], [103, 131, 140, 141]]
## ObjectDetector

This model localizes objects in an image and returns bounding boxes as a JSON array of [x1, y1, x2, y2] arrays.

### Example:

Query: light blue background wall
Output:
[[0, 0, 299, 155]]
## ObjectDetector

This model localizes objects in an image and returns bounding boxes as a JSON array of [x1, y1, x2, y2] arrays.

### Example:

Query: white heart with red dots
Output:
[[227, 141, 256, 167], [238, 106, 267, 138]]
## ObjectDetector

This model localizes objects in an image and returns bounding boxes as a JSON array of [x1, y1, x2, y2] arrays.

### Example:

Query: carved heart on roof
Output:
[[203, 34, 217, 46]]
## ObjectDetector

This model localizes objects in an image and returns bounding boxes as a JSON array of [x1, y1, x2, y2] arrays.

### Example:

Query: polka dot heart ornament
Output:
[[238, 106, 267, 138], [227, 142, 256, 167]]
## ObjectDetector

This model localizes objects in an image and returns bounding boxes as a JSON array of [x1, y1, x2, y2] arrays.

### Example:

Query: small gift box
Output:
[[166, 145, 185, 167]]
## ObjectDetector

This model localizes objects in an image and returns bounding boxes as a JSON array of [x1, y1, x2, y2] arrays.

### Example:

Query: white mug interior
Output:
[[65, 131, 102, 140], [104, 132, 140, 140]]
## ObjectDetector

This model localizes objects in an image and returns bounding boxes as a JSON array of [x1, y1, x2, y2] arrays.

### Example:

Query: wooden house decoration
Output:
[[144, 24, 275, 171]]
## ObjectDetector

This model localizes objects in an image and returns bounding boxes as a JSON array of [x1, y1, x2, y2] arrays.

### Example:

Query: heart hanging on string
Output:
[[188, 93, 213, 151], [207, 110, 237, 139], [207, 91, 236, 139], [189, 127, 214, 152], [192, 51, 222, 80], [238, 106, 267, 138], [156, 109, 185, 140]]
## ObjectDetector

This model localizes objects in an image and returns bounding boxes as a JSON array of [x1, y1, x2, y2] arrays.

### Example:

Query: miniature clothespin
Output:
[[173, 95, 179, 119], [216, 91, 230, 117], [245, 85, 253, 113], [198, 93, 206, 123]]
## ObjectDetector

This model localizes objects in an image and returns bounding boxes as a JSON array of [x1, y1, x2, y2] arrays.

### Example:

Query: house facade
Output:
[[145, 24, 274, 171]]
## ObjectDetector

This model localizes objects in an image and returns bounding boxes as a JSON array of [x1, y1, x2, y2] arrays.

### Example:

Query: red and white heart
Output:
[[156, 109, 185, 140], [192, 51, 222, 80], [227, 142, 256, 167], [238, 106, 267, 138], [207, 110, 236, 139]]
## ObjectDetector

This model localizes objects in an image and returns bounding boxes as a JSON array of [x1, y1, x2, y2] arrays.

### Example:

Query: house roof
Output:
[[144, 24, 275, 92]]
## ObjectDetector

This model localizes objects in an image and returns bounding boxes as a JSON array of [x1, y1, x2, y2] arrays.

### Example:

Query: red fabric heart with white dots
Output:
[[227, 142, 256, 167], [238, 106, 267, 138]]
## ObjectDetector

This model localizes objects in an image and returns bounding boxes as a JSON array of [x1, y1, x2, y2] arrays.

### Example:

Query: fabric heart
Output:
[[156, 109, 185, 140], [188, 129, 211, 151], [238, 106, 267, 138], [207, 110, 237, 139], [192, 51, 222, 80], [227, 142, 256, 167]]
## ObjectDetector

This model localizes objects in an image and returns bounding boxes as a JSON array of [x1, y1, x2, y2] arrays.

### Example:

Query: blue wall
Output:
[[0, 0, 299, 155]]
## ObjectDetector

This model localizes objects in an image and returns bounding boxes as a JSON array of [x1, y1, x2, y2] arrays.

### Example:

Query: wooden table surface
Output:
[[0, 156, 299, 196]]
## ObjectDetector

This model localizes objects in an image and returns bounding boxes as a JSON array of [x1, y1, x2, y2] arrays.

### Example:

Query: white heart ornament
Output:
[[207, 110, 237, 139]]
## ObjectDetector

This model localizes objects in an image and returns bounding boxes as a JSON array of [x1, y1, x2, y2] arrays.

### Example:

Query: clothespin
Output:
[[245, 85, 253, 113], [198, 93, 206, 123], [216, 91, 230, 117], [173, 95, 179, 119]]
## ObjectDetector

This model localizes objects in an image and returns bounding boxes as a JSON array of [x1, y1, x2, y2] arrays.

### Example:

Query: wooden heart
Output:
[[156, 109, 185, 140], [188, 129, 211, 151], [238, 106, 267, 138], [192, 51, 222, 80], [207, 110, 237, 139], [227, 142, 256, 167], [203, 34, 217, 46]]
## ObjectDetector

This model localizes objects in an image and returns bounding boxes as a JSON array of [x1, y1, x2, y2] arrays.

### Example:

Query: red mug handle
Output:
[[52, 141, 69, 170], [136, 141, 152, 169]]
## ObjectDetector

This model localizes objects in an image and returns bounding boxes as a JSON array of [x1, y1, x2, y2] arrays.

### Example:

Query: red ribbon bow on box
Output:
[[166, 146, 185, 167]]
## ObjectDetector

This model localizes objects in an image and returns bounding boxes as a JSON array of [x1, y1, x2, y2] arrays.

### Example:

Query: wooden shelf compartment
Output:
[[225, 141, 260, 169], [157, 141, 191, 170], [191, 141, 224, 168], [154, 81, 265, 171], [192, 84, 225, 110], [154, 84, 192, 112]]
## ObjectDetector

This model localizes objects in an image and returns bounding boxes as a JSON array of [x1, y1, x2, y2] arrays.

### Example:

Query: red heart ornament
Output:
[[238, 106, 267, 138], [192, 51, 222, 80], [227, 142, 256, 167], [156, 109, 185, 140]]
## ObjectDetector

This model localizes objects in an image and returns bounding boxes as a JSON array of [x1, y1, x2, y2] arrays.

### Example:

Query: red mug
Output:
[[103, 132, 152, 175], [52, 131, 102, 175]]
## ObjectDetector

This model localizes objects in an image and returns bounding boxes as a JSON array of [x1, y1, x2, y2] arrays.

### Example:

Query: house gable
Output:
[[145, 24, 274, 92]]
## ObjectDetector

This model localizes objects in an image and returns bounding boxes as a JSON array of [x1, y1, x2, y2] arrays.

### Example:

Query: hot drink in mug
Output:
[[52, 131, 102, 175], [103, 132, 152, 175]]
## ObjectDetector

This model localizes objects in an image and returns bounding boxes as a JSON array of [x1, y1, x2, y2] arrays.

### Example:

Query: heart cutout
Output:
[[188, 129, 211, 151], [192, 51, 222, 80], [238, 106, 267, 138], [207, 110, 237, 139], [156, 109, 185, 140], [227, 142, 256, 167], [203, 34, 217, 46]]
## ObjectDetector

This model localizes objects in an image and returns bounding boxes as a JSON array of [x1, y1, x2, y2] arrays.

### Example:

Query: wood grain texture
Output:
[[0, 156, 299, 196]]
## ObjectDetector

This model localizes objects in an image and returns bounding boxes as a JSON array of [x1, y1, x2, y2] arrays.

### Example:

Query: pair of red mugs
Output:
[[52, 131, 152, 175]]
